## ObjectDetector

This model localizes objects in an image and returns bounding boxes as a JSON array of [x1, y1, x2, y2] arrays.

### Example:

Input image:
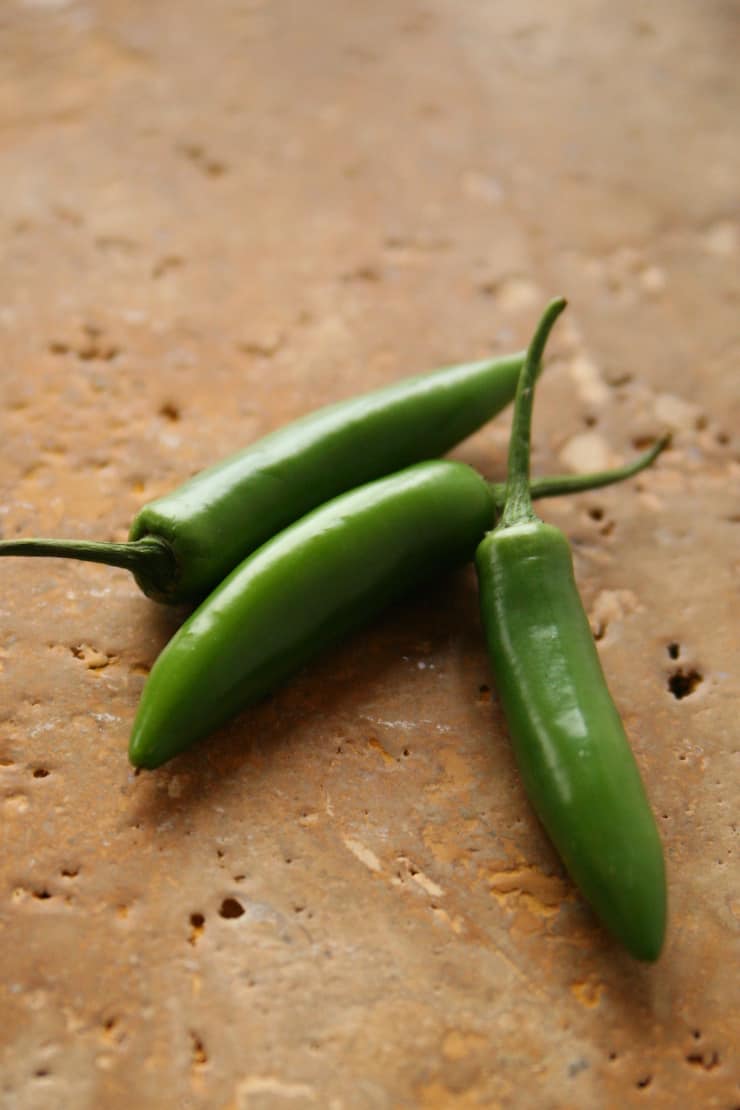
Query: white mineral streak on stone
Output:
[[703, 221, 738, 256], [640, 265, 666, 293], [654, 393, 700, 431], [411, 870, 444, 898], [396, 856, 444, 897], [29, 719, 59, 737], [236, 1075, 315, 1104], [558, 314, 585, 354], [343, 837, 382, 873], [360, 714, 452, 733], [495, 276, 540, 311], [558, 432, 613, 473], [569, 353, 610, 406], [5, 795, 29, 814]]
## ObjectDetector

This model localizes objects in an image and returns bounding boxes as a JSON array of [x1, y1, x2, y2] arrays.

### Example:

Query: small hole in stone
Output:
[[588, 506, 604, 522], [667, 642, 680, 660], [152, 255, 183, 279], [219, 897, 244, 919], [190, 1031, 208, 1065], [188, 912, 205, 945], [33, 889, 52, 900], [61, 866, 79, 878], [716, 430, 729, 445], [181, 142, 203, 160], [635, 1075, 652, 1089], [668, 668, 702, 699], [686, 1049, 720, 1070], [32, 768, 50, 778], [78, 342, 119, 362], [159, 402, 180, 422], [34, 1068, 51, 1079], [342, 263, 381, 284], [402, 747, 410, 758]]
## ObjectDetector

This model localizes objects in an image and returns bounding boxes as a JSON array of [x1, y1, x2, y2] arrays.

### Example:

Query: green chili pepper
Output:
[[0, 351, 530, 603], [128, 441, 668, 772], [474, 299, 667, 962]]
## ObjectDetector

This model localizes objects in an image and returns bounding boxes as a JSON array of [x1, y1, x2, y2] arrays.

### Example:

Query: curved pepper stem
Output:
[[499, 297, 567, 529], [489, 434, 670, 516]]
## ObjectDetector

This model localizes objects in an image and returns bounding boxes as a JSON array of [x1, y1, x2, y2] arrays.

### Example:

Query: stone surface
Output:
[[0, 1, 738, 1107]]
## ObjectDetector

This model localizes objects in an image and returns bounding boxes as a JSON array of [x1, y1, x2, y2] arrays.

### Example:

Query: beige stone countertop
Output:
[[0, 2, 738, 1107]]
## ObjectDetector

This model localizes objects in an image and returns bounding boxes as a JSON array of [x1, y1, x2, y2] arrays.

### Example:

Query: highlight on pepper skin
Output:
[[474, 298, 667, 962], [127, 435, 671, 777], [0, 349, 527, 603]]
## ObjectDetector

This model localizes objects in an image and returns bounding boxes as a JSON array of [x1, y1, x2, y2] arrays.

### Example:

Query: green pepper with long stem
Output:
[[475, 299, 667, 961], [0, 350, 531, 602], [128, 439, 668, 772]]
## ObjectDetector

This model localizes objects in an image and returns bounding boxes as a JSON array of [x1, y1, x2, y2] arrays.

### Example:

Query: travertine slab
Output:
[[0, 2, 737, 1107]]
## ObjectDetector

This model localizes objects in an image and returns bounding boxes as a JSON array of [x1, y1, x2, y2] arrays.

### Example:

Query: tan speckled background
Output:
[[0, 2, 738, 1108]]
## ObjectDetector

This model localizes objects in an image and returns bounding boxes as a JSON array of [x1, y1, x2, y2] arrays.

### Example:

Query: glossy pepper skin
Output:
[[475, 299, 667, 961], [476, 524, 667, 961], [126, 352, 524, 601], [129, 460, 496, 768], [0, 352, 525, 603], [127, 437, 670, 771]]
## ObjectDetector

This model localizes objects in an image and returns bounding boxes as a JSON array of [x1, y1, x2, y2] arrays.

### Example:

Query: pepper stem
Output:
[[499, 297, 567, 529], [0, 535, 176, 590], [490, 434, 670, 515]]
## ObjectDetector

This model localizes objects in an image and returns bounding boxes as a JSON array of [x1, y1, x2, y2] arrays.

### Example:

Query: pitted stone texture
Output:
[[0, 2, 738, 1108]]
